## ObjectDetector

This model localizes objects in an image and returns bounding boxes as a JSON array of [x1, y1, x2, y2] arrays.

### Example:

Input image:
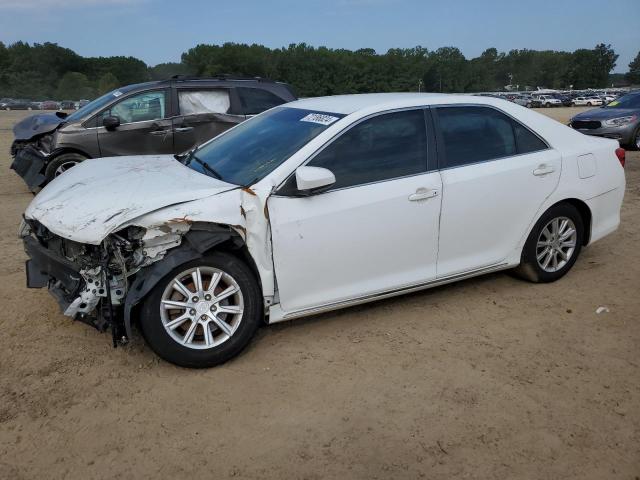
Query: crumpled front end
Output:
[[10, 132, 56, 191], [20, 218, 190, 345]]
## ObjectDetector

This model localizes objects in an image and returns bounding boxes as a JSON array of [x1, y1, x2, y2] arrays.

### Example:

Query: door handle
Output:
[[408, 188, 439, 201], [149, 130, 170, 136], [175, 127, 194, 133], [533, 164, 555, 176]]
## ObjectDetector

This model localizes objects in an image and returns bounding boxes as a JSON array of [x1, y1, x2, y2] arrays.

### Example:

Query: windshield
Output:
[[185, 107, 345, 186], [65, 86, 136, 122], [604, 92, 640, 109]]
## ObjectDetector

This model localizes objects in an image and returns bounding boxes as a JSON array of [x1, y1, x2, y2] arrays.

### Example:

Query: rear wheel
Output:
[[44, 153, 87, 183], [514, 203, 584, 283], [587, 102, 592, 106], [140, 252, 263, 368]]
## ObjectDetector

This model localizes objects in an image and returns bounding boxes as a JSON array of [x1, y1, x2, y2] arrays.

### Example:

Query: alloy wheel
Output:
[[160, 266, 244, 349], [54, 160, 78, 176], [536, 217, 577, 273]]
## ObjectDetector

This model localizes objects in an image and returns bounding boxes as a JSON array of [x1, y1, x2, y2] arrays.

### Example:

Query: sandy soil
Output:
[[0, 107, 638, 480]]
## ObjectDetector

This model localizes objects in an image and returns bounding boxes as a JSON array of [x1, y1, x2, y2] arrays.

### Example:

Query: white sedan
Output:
[[22, 93, 626, 367], [572, 96, 604, 106]]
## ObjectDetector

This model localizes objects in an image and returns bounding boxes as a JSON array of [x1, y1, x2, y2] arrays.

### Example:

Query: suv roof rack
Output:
[[169, 74, 275, 83]]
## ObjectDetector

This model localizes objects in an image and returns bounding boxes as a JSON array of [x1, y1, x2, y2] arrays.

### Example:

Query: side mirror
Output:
[[295, 166, 336, 195], [103, 115, 121, 130]]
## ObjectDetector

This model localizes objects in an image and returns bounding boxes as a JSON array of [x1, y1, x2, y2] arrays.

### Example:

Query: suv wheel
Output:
[[514, 203, 584, 283], [44, 153, 87, 183], [140, 253, 263, 368]]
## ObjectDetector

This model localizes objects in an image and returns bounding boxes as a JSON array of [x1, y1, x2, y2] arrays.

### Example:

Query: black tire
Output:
[[44, 153, 87, 183], [626, 125, 640, 151], [514, 203, 584, 283], [140, 252, 263, 368], [586, 102, 592, 106]]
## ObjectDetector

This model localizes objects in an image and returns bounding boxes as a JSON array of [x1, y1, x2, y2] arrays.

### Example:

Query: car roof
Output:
[[283, 92, 533, 115], [285, 93, 458, 114]]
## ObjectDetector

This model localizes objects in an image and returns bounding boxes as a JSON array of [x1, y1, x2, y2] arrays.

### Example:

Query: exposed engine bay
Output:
[[21, 219, 189, 346]]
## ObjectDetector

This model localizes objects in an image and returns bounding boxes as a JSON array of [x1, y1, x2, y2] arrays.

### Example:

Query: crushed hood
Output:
[[25, 155, 238, 244], [13, 112, 68, 141]]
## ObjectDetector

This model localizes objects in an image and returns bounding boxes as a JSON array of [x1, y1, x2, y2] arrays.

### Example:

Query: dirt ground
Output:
[[0, 107, 638, 480]]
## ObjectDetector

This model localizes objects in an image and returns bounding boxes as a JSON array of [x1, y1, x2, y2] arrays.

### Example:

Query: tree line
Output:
[[0, 40, 637, 100]]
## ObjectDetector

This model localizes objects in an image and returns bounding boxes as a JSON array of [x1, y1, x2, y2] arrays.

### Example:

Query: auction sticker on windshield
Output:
[[300, 113, 340, 126]]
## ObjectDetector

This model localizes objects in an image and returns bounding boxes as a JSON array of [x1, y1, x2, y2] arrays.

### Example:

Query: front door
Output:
[[97, 89, 174, 156], [268, 109, 442, 314], [433, 105, 561, 276]]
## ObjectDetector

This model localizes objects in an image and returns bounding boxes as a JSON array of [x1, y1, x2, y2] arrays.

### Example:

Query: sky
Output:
[[0, 0, 637, 73]]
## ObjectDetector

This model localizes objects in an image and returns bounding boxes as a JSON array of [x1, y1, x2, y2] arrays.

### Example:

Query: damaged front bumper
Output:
[[10, 145, 47, 191], [21, 221, 129, 344]]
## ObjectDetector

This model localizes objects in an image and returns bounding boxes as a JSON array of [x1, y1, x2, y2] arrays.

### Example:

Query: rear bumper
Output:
[[586, 187, 625, 245], [10, 146, 47, 191]]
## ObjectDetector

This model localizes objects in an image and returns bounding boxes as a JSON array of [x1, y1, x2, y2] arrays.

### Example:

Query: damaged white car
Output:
[[22, 93, 626, 367]]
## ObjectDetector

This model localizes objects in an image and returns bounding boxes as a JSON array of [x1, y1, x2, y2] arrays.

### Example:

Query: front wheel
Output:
[[140, 252, 263, 368], [44, 152, 87, 183], [587, 102, 592, 106], [514, 203, 584, 283]]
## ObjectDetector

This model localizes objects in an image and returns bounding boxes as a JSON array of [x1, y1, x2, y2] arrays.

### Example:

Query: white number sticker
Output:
[[300, 113, 339, 126], [113, 91, 123, 97]]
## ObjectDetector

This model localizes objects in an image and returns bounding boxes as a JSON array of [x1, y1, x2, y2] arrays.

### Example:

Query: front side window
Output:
[[178, 89, 230, 115], [102, 90, 166, 124], [308, 109, 428, 190], [437, 106, 516, 168], [185, 107, 344, 185], [237, 88, 287, 115]]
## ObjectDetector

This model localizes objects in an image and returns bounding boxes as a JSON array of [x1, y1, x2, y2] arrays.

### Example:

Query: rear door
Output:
[[172, 87, 245, 154], [97, 89, 173, 156], [434, 105, 561, 277]]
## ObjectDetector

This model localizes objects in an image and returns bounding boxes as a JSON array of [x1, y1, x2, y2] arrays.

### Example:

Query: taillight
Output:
[[615, 147, 625, 168]]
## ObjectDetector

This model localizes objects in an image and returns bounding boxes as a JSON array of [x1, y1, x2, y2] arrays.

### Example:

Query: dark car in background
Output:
[[10, 76, 297, 190], [1, 99, 38, 110], [569, 90, 640, 150], [59, 100, 76, 110], [41, 100, 60, 110]]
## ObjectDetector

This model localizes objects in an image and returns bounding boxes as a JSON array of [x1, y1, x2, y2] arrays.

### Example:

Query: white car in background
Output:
[[22, 93, 626, 367], [572, 96, 603, 106]]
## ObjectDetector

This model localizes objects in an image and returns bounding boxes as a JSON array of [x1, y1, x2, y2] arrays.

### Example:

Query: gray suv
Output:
[[569, 90, 640, 150], [10, 76, 297, 190]]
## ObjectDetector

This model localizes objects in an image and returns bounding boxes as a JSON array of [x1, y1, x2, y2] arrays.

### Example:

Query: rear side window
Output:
[[237, 88, 286, 115], [512, 121, 547, 154], [179, 90, 230, 115], [308, 109, 428, 190], [436, 106, 516, 168]]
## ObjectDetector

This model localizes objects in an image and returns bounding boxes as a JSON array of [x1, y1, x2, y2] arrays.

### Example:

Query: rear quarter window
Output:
[[237, 88, 287, 115]]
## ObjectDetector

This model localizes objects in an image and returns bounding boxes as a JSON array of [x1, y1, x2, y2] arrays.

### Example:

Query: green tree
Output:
[[56, 72, 91, 99], [97, 72, 119, 94], [627, 51, 640, 85]]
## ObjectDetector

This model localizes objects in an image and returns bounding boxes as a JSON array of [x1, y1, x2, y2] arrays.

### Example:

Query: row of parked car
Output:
[[483, 90, 624, 108], [0, 98, 90, 111]]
